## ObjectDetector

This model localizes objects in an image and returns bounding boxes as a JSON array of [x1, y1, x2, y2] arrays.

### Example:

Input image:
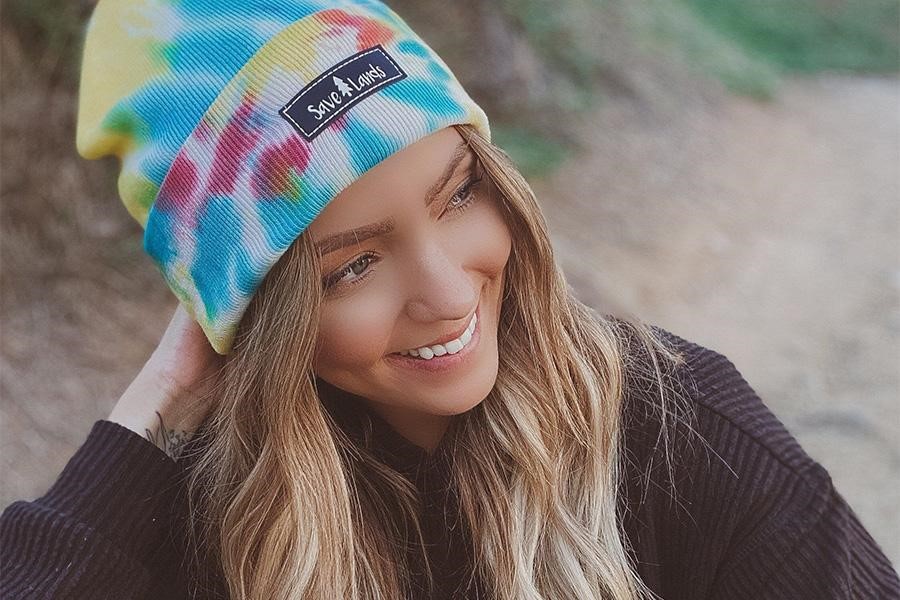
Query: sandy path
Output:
[[534, 74, 900, 563]]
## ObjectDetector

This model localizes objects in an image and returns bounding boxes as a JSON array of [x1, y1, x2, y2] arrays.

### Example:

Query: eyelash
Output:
[[322, 174, 484, 292]]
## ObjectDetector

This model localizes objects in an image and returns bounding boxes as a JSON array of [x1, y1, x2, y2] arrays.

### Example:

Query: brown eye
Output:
[[348, 255, 369, 275], [446, 175, 483, 213], [323, 252, 378, 291]]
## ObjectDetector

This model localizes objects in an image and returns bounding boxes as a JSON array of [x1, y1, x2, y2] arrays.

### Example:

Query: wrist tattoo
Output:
[[145, 411, 192, 460]]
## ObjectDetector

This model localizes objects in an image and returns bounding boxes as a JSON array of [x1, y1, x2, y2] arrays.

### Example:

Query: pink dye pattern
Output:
[[207, 97, 262, 196], [195, 120, 214, 143], [252, 135, 312, 201], [156, 153, 199, 215]]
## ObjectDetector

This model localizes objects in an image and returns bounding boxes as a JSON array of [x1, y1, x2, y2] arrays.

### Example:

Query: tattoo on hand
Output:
[[145, 411, 192, 460]]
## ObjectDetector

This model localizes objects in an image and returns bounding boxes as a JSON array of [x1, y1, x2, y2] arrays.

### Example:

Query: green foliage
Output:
[[499, 0, 606, 88], [680, 0, 900, 72], [632, 0, 783, 99], [497, 0, 897, 103], [490, 124, 570, 180]]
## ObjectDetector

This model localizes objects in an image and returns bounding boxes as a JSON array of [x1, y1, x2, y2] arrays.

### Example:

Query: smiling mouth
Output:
[[390, 302, 480, 359], [396, 312, 477, 359]]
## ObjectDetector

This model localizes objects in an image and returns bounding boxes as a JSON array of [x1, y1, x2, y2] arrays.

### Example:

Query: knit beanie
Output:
[[76, 0, 491, 355]]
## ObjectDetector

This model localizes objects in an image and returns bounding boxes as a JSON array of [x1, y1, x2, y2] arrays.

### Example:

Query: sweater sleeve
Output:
[[709, 465, 900, 599], [649, 328, 900, 600], [0, 419, 186, 600]]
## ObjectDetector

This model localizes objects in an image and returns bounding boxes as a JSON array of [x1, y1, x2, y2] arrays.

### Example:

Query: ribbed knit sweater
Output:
[[2, 327, 898, 599]]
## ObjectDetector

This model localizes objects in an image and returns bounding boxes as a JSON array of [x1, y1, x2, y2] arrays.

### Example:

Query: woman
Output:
[[1, 1, 897, 599]]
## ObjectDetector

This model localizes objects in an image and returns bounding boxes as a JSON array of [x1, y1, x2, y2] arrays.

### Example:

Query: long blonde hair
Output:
[[182, 123, 694, 600]]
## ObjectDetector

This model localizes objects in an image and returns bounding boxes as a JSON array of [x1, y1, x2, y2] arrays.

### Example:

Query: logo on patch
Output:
[[279, 44, 407, 141]]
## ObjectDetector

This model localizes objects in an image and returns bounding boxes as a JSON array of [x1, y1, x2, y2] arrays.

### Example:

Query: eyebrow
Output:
[[314, 140, 472, 256]]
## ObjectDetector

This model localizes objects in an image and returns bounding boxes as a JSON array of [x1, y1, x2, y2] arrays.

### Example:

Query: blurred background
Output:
[[2, 0, 898, 565]]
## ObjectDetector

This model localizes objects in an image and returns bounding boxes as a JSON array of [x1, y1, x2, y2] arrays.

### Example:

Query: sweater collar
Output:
[[317, 378, 454, 481]]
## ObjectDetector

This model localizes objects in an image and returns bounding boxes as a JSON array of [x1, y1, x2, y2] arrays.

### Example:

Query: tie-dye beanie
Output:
[[75, 0, 491, 355]]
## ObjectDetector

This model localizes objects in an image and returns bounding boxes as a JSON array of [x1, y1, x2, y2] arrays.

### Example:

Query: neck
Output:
[[367, 402, 454, 454], [315, 377, 454, 455]]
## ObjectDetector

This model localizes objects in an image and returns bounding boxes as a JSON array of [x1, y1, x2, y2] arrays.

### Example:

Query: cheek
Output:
[[315, 303, 393, 373], [462, 200, 512, 273]]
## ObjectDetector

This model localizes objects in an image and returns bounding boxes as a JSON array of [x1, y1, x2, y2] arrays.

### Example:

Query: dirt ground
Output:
[[534, 73, 900, 563], [2, 71, 898, 566]]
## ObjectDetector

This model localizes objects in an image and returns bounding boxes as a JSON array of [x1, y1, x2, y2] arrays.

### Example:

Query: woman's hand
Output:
[[108, 303, 225, 460]]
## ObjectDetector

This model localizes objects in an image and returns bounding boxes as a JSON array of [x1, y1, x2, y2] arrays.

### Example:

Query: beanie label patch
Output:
[[279, 44, 407, 141]]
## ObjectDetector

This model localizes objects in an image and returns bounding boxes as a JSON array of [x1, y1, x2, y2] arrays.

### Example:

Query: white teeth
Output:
[[445, 339, 463, 354], [398, 311, 477, 360]]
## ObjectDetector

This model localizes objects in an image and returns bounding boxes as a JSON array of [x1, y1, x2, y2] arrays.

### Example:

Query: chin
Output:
[[430, 393, 490, 417], [423, 364, 499, 416]]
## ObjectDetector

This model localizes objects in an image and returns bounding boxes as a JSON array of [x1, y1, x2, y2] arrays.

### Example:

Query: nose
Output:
[[404, 242, 478, 324]]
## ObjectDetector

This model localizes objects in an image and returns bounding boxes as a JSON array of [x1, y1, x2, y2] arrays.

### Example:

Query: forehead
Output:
[[307, 127, 469, 239]]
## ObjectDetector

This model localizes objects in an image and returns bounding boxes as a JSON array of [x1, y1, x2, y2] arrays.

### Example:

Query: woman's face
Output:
[[308, 127, 512, 443]]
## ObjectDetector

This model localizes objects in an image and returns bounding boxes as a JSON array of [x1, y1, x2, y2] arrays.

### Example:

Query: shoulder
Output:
[[616, 321, 830, 492], [612, 320, 839, 547], [654, 325, 829, 487], [614, 323, 899, 590]]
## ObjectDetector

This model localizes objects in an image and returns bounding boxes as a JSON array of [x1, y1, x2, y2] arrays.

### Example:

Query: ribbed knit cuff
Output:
[[35, 419, 184, 561]]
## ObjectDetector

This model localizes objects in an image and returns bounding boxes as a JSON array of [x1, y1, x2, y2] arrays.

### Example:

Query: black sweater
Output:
[[2, 327, 898, 599]]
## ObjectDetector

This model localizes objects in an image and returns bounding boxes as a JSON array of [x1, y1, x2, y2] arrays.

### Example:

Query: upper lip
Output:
[[400, 306, 477, 351]]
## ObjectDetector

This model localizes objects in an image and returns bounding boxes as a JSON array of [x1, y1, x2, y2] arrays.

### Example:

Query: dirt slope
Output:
[[536, 73, 900, 563]]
